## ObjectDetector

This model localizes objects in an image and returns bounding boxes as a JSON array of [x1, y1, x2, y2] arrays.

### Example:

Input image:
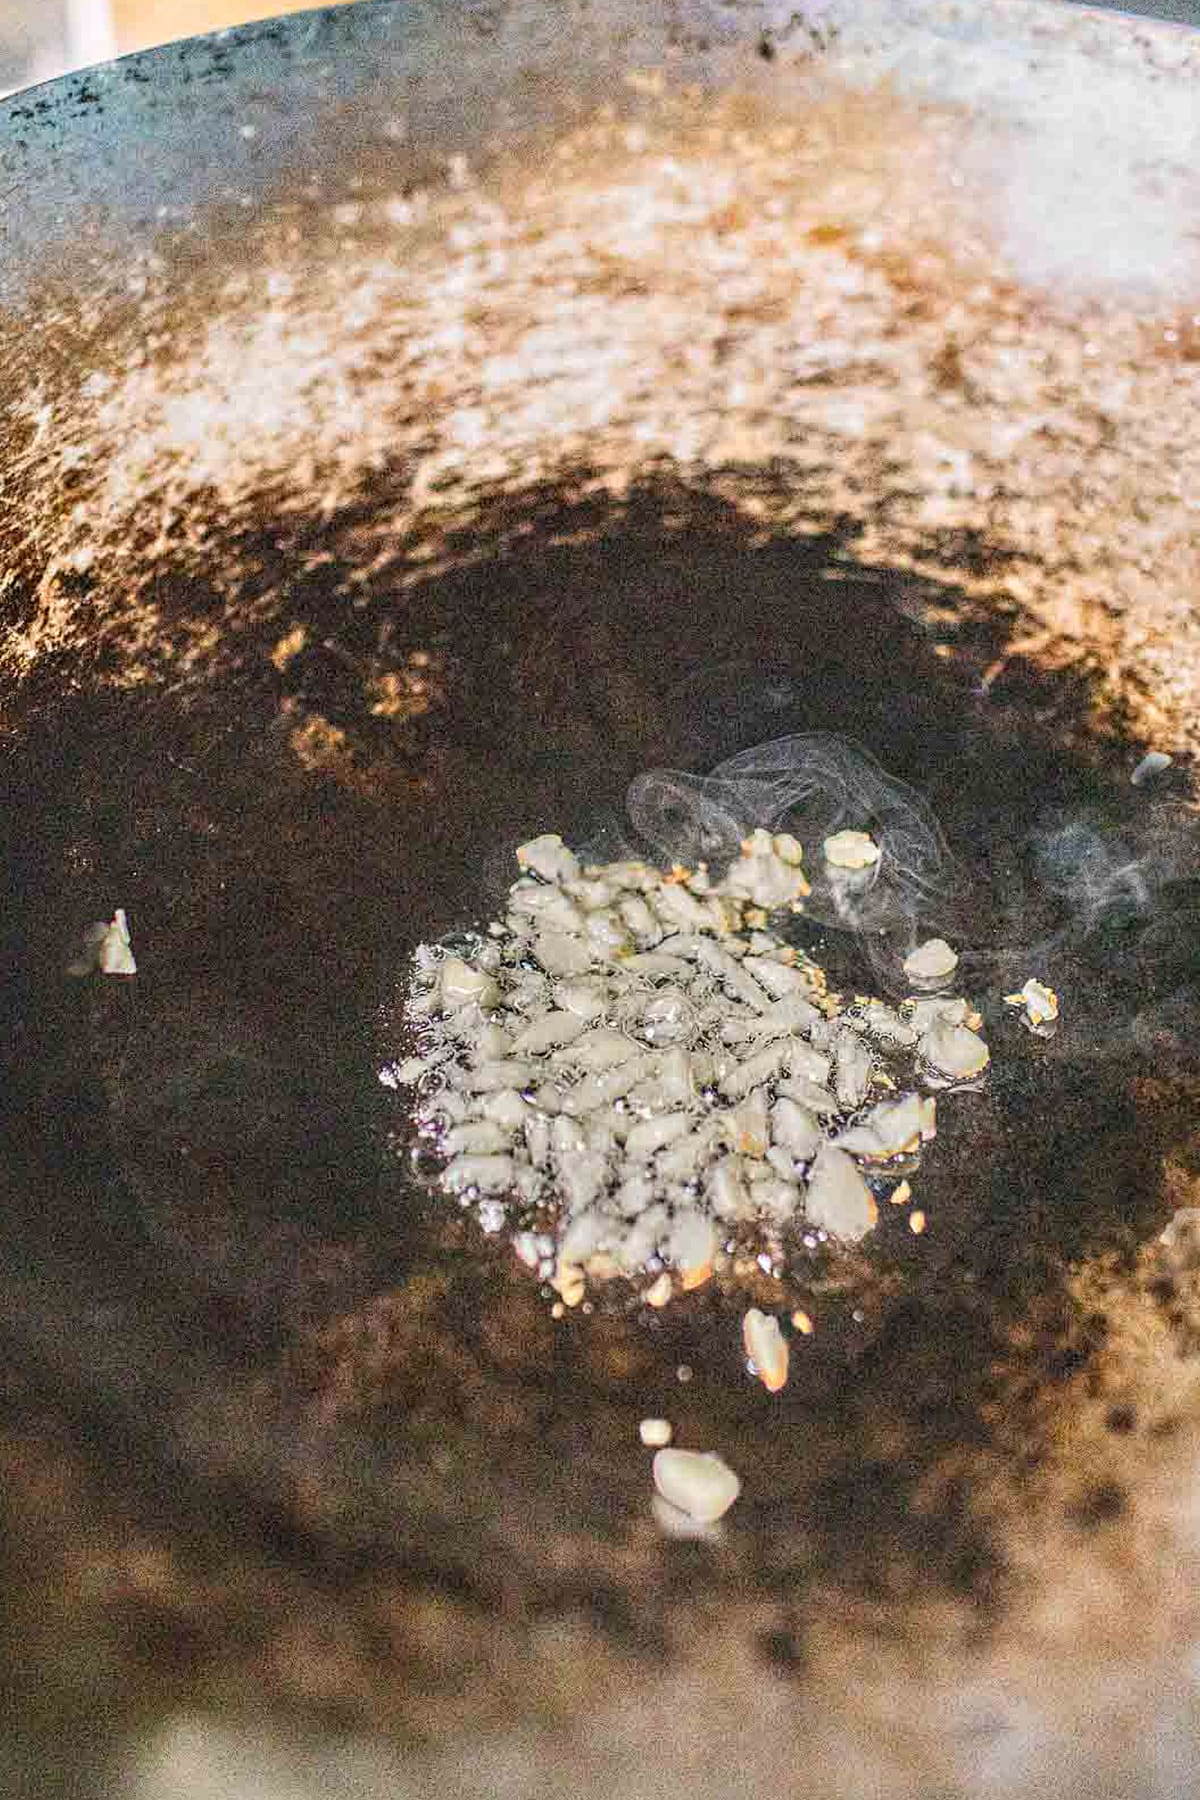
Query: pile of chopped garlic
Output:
[[393, 832, 989, 1309]]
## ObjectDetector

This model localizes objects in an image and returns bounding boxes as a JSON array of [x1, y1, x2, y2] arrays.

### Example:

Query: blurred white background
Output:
[[0, 0, 362, 92]]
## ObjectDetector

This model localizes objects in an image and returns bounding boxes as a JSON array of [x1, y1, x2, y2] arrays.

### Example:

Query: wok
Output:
[[4, 1, 1200, 1794]]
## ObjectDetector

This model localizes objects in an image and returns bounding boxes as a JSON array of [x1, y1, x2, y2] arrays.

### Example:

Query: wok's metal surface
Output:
[[4, 4, 1200, 1797]]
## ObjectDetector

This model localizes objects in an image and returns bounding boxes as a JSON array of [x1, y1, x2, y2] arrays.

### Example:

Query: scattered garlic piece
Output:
[[1003, 977, 1059, 1034], [512, 1232, 542, 1269], [1131, 750, 1172, 786], [652, 1448, 741, 1523], [669, 1209, 718, 1289], [902, 937, 959, 988], [639, 1418, 673, 1447], [742, 1308, 789, 1392], [822, 829, 881, 870], [443, 1153, 515, 1193], [550, 1261, 586, 1308], [515, 833, 580, 884], [644, 1271, 674, 1308], [772, 1096, 823, 1161], [834, 1092, 927, 1160], [723, 828, 812, 909], [919, 1018, 991, 1081], [67, 908, 137, 978], [805, 1144, 878, 1241], [98, 908, 136, 975]]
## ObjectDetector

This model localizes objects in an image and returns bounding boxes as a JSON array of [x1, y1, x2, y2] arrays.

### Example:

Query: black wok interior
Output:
[[0, 472, 1189, 1665]]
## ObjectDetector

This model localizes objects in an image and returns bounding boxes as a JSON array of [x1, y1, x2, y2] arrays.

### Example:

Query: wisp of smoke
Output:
[[1032, 819, 1154, 937], [627, 733, 955, 947], [1011, 811, 1200, 1069]]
